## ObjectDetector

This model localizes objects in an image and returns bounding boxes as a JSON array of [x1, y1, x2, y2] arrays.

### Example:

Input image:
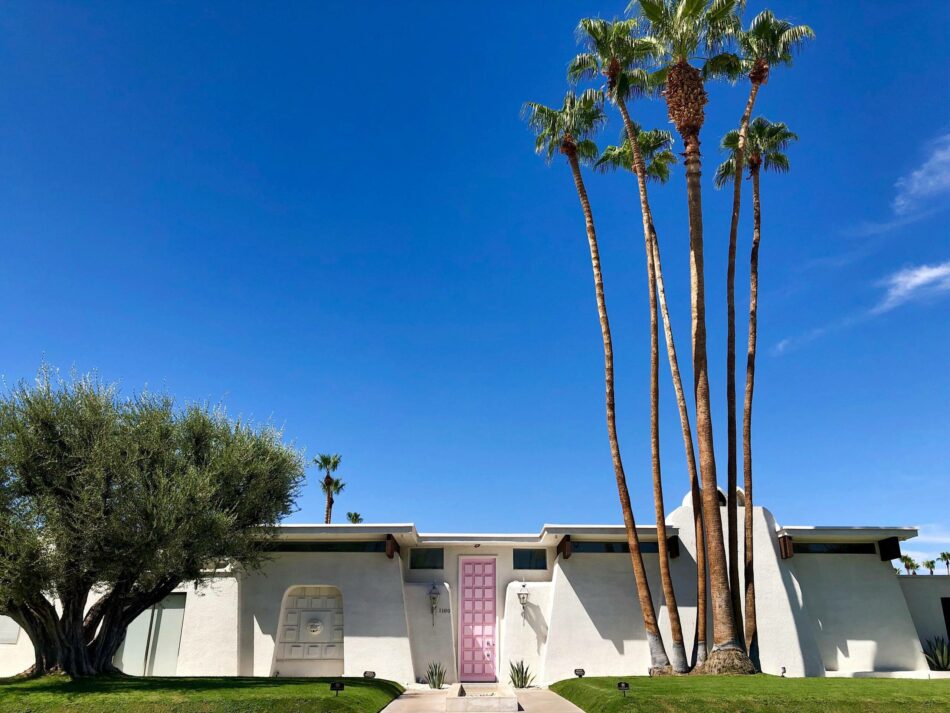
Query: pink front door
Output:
[[458, 557, 496, 681]]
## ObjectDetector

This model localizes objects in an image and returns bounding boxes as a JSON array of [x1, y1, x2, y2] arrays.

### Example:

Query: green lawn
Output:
[[0, 676, 404, 713], [550, 675, 950, 713]]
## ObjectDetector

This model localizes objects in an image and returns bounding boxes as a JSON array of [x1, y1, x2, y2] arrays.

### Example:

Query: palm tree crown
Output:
[[314, 453, 341, 475], [628, 0, 740, 70], [737, 10, 815, 84], [568, 18, 661, 102], [595, 127, 677, 183], [715, 117, 797, 186], [346, 512, 363, 524], [922, 559, 936, 575], [522, 89, 605, 163], [940, 552, 950, 575]]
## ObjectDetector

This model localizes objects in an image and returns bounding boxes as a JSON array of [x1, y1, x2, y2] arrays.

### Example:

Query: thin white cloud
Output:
[[871, 260, 950, 314], [844, 132, 950, 237], [893, 134, 950, 216], [773, 259, 950, 354]]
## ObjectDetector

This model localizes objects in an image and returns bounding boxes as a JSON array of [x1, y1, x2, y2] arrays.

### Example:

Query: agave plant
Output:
[[509, 659, 536, 689], [425, 661, 446, 689], [924, 637, 950, 671]]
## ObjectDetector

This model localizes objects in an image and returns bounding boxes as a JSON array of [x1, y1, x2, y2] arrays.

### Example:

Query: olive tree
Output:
[[0, 369, 304, 677]]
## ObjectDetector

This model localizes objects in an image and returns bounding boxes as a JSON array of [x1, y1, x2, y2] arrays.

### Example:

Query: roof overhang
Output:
[[778, 526, 918, 543]]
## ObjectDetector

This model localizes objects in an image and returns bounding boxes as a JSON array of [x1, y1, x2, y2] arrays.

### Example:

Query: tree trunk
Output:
[[565, 148, 671, 673], [324, 474, 334, 524], [651, 233, 708, 666], [681, 129, 749, 670], [726, 81, 761, 649], [617, 99, 688, 673], [743, 165, 763, 668]]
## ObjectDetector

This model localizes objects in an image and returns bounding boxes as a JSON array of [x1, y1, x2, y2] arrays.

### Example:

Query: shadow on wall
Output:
[[522, 601, 548, 655]]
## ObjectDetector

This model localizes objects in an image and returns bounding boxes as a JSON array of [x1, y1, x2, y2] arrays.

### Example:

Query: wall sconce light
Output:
[[428, 583, 440, 627], [517, 582, 529, 622]]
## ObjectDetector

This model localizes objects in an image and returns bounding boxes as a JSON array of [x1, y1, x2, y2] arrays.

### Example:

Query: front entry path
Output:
[[380, 687, 584, 713]]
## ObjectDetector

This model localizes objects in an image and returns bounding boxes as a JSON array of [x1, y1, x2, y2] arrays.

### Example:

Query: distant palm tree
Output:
[[923, 560, 936, 575], [715, 116, 797, 659], [314, 453, 344, 524], [570, 17, 688, 674], [346, 512, 364, 524], [721, 11, 813, 653], [522, 89, 670, 675], [940, 552, 950, 575], [900, 555, 919, 575], [628, 0, 752, 673]]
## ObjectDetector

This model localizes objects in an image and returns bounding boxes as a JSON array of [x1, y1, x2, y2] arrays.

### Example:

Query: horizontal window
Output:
[[410, 548, 445, 569], [513, 549, 547, 570], [571, 541, 659, 554], [792, 542, 876, 555], [270, 540, 387, 553]]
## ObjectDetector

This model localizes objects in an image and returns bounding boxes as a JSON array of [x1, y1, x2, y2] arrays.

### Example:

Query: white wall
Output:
[[0, 616, 34, 677], [900, 576, 950, 644], [405, 581, 456, 684], [176, 577, 239, 675], [789, 552, 927, 672], [237, 551, 415, 684], [501, 581, 550, 684]]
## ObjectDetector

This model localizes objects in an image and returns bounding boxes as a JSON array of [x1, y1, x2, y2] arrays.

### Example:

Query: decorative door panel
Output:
[[276, 586, 344, 663], [458, 558, 496, 681]]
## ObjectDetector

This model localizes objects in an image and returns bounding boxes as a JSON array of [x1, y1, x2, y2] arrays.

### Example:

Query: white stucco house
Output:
[[1, 492, 947, 682]]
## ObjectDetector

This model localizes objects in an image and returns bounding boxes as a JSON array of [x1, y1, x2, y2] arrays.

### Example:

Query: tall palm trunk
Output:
[[565, 145, 671, 673], [726, 78, 762, 648], [651, 233, 708, 666], [742, 162, 763, 666], [616, 99, 689, 673], [665, 60, 747, 665]]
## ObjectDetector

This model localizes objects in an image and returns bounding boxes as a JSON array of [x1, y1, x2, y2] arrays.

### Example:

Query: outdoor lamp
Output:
[[617, 681, 630, 697], [428, 583, 440, 626], [517, 582, 530, 621], [574, 669, 585, 678]]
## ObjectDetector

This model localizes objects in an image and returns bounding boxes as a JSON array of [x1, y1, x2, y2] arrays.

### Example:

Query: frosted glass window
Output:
[[114, 593, 186, 676], [0, 616, 20, 645]]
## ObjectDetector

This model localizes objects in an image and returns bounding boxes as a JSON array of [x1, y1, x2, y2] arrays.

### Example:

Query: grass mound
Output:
[[0, 675, 404, 713], [550, 674, 950, 713]]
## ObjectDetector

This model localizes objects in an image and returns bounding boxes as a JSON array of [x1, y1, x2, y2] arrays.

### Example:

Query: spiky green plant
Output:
[[924, 637, 950, 671], [425, 661, 446, 689], [509, 659, 536, 689]]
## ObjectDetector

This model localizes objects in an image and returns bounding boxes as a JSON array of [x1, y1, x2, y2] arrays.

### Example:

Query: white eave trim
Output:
[[779, 525, 918, 542]]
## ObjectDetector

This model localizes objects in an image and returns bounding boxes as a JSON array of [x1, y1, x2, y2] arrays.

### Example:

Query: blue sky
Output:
[[1, 2, 948, 560]]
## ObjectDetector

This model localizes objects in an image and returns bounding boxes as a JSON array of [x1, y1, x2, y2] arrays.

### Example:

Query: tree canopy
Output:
[[0, 368, 304, 676]]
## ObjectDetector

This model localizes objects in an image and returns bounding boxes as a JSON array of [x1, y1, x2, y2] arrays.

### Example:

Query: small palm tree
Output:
[[923, 559, 936, 575], [346, 512, 364, 524], [900, 555, 919, 575], [523, 89, 668, 675], [314, 453, 344, 524], [628, 0, 752, 673], [940, 552, 950, 575], [721, 12, 813, 643]]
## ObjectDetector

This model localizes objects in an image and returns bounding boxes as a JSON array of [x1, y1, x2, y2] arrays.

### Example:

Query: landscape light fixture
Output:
[[780, 666, 787, 678], [428, 583, 440, 626], [330, 681, 344, 697], [363, 671, 376, 679], [574, 669, 585, 678], [617, 681, 630, 697], [517, 582, 529, 622]]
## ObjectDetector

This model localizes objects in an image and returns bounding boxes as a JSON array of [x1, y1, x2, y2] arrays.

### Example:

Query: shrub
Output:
[[924, 636, 950, 671], [509, 659, 535, 688], [425, 661, 446, 689]]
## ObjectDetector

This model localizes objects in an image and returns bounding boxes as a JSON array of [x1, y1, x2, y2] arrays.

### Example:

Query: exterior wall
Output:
[[176, 576, 240, 675], [0, 618, 35, 677], [900, 576, 950, 644], [237, 551, 415, 684], [405, 581, 457, 683], [788, 552, 927, 672], [501, 580, 551, 683]]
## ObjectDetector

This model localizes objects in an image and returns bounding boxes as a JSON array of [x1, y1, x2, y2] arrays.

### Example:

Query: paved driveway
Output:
[[380, 687, 583, 713]]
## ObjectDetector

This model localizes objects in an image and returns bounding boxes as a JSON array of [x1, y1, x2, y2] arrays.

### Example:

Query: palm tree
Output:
[[715, 116, 797, 661], [570, 18, 689, 673], [721, 11, 814, 654], [900, 555, 919, 575], [940, 552, 950, 575], [628, 0, 753, 673], [595, 128, 708, 668], [923, 560, 937, 575], [522, 89, 671, 674], [346, 512, 364, 524], [314, 453, 344, 524]]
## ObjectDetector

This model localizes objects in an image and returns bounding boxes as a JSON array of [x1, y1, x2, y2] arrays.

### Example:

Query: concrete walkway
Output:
[[380, 687, 583, 713]]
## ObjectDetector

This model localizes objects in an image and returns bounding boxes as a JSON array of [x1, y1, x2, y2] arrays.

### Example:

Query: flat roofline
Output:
[[780, 526, 918, 542]]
